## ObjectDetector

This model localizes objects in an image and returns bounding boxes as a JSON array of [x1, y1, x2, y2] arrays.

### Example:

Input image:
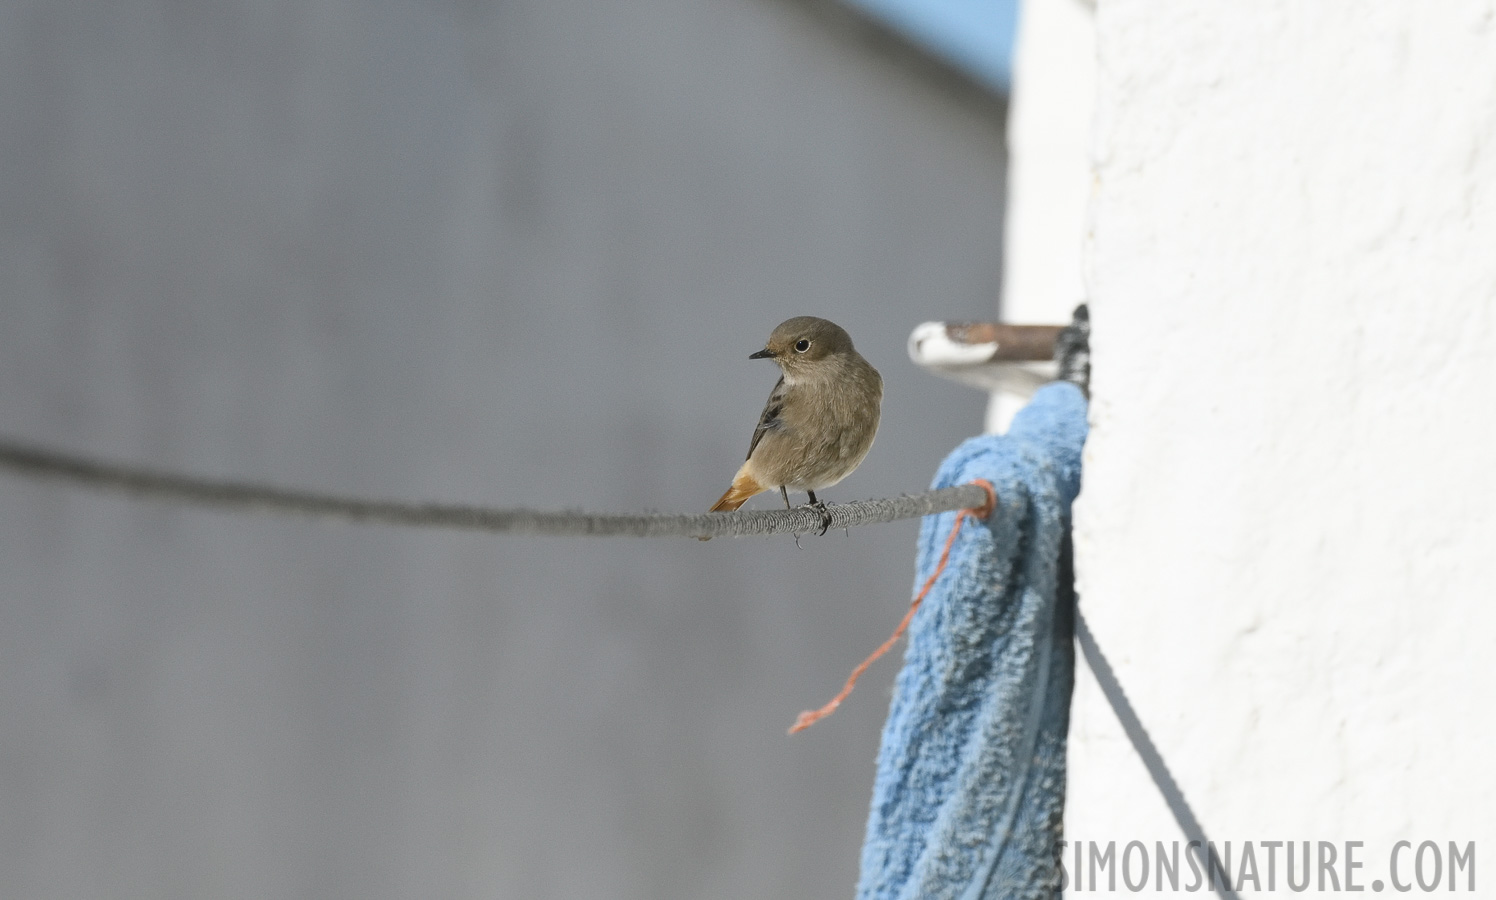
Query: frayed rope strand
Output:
[[788, 479, 997, 734]]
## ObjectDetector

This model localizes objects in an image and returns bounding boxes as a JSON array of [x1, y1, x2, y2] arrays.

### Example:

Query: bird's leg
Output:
[[804, 490, 832, 536], [782, 487, 806, 548]]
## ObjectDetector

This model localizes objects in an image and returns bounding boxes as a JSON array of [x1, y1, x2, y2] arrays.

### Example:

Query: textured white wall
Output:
[[1069, 0, 1496, 893]]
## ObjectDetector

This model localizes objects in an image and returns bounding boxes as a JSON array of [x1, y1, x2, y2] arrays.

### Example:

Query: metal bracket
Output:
[[907, 321, 1064, 397]]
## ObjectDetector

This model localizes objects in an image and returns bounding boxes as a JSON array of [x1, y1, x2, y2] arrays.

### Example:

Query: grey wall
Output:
[[0, 1, 1006, 897]]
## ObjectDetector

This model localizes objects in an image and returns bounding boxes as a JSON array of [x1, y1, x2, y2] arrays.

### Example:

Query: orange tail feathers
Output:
[[701, 471, 767, 540], [709, 477, 763, 512]]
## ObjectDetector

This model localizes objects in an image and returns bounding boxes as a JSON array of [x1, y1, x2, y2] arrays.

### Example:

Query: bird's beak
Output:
[[749, 348, 776, 360]]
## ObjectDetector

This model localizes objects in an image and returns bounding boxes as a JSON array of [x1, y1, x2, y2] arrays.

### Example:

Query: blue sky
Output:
[[846, 0, 1020, 92]]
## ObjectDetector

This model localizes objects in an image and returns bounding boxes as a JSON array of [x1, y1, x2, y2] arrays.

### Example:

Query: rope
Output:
[[788, 479, 997, 733], [0, 437, 994, 540]]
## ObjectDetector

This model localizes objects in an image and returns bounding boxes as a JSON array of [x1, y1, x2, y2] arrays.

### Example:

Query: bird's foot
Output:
[[801, 500, 833, 536]]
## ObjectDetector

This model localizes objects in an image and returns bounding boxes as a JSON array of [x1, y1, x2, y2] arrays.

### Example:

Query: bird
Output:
[[707, 316, 883, 531]]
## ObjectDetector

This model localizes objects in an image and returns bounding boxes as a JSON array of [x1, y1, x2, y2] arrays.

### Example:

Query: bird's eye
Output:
[[794, 339, 810, 353]]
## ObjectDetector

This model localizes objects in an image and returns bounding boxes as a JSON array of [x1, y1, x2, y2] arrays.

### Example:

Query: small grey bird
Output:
[[709, 316, 883, 516]]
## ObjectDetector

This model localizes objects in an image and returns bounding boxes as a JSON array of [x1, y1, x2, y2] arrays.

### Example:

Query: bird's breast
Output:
[[747, 360, 881, 491]]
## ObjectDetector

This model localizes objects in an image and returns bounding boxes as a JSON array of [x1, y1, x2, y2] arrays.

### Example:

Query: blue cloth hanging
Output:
[[856, 381, 1087, 900]]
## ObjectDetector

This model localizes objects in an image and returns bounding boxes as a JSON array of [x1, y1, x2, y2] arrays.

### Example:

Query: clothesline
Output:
[[0, 437, 993, 539]]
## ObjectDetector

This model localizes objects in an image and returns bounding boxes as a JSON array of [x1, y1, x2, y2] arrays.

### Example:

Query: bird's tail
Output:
[[700, 470, 766, 540], [709, 470, 765, 512]]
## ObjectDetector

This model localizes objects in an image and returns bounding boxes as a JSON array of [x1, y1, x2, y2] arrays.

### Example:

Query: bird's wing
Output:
[[746, 376, 787, 461]]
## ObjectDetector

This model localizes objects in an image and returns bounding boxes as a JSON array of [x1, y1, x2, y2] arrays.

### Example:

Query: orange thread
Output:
[[788, 479, 997, 734]]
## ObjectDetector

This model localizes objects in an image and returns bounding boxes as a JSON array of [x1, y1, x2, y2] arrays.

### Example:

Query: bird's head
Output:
[[749, 316, 856, 377]]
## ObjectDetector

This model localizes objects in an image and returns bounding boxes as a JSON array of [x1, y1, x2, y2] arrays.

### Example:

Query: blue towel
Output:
[[856, 382, 1088, 900]]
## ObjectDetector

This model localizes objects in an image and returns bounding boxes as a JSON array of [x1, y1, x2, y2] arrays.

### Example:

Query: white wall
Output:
[[1069, 0, 1496, 894], [988, 0, 1094, 432], [998, 0, 1093, 325]]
